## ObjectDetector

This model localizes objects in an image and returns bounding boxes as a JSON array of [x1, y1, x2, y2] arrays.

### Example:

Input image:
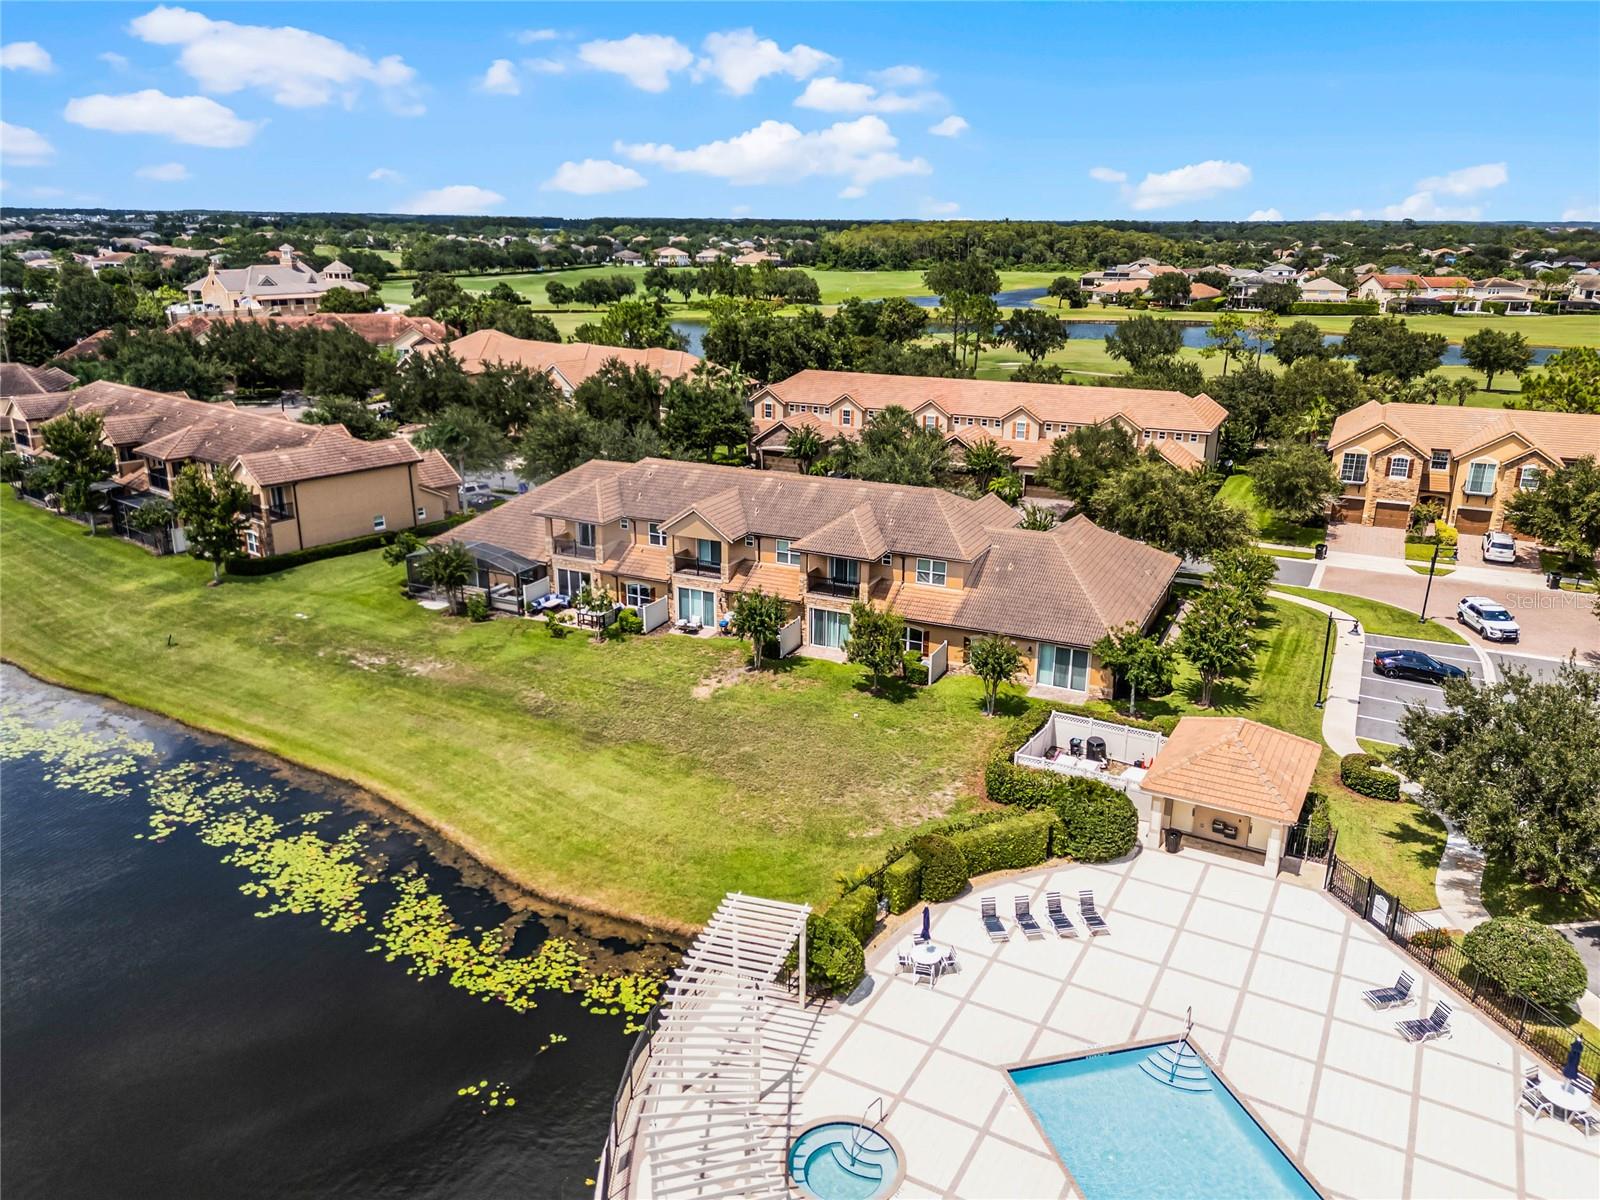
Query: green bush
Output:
[[1290, 300, 1380, 315], [1340, 753, 1400, 801], [903, 650, 929, 686], [1188, 298, 1220, 312], [545, 617, 571, 639], [1306, 791, 1332, 843], [950, 809, 1056, 877], [1462, 917, 1587, 1007], [983, 701, 1173, 806], [224, 513, 472, 576], [465, 593, 490, 622], [616, 608, 644, 635], [827, 885, 880, 947], [882, 853, 922, 914], [796, 914, 865, 996], [1054, 777, 1139, 861], [911, 834, 968, 902]]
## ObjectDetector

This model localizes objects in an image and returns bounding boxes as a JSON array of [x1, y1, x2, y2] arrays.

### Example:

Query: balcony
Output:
[[672, 552, 723, 579], [806, 573, 860, 600], [263, 502, 295, 522], [553, 536, 598, 561]]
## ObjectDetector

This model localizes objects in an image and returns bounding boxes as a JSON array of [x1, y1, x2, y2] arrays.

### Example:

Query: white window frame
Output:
[[915, 557, 948, 586], [840, 409, 852, 426], [372, 514, 386, 531], [1013, 420, 1027, 439], [1464, 460, 1497, 496], [1518, 465, 1541, 490], [624, 583, 654, 607], [902, 626, 927, 654], [619, 518, 630, 530], [922, 413, 938, 429], [744, 534, 755, 546], [762, 401, 773, 419], [1339, 452, 1368, 484], [416, 506, 427, 521], [1430, 449, 1450, 470], [648, 522, 666, 547], [774, 538, 799, 566], [244, 529, 260, 556], [1389, 455, 1411, 479]]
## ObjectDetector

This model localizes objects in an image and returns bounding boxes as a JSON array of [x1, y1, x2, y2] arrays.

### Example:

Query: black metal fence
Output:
[[1283, 822, 1336, 864], [1325, 856, 1599, 1080]]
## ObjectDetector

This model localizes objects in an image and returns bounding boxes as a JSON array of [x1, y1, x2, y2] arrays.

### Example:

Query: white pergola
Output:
[[635, 892, 811, 1199]]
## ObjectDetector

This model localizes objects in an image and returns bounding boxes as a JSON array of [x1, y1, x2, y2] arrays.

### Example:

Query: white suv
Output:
[[1457, 596, 1520, 642], [1481, 531, 1518, 564]]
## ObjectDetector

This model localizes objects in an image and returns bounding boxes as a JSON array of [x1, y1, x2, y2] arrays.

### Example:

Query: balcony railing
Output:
[[263, 503, 295, 522], [806, 574, 860, 599], [672, 553, 723, 579], [553, 536, 598, 561]]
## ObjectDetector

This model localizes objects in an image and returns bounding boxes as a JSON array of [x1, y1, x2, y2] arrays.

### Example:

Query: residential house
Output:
[[731, 251, 782, 267], [0, 362, 76, 403], [169, 311, 448, 359], [1326, 400, 1600, 534], [433, 457, 1179, 694], [1297, 276, 1350, 303], [184, 245, 369, 316], [1355, 274, 1472, 310], [430, 330, 701, 397], [748, 369, 1227, 482], [2, 380, 459, 556], [610, 249, 644, 266], [694, 248, 726, 264], [1452, 277, 1536, 315], [652, 246, 692, 267], [1566, 272, 1600, 306]]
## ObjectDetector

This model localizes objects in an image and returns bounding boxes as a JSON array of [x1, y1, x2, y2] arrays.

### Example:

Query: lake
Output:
[[0, 667, 665, 1200]]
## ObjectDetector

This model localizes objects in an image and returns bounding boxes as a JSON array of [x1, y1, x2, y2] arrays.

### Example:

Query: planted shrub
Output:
[[797, 914, 865, 996], [224, 513, 471, 575], [1054, 777, 1139, 862], [1462, 917, 1587, 1008], [949, 809, 1056, 877], [984, 701, 1175, 806], [1340, 753, 1400, 801], [465, 593, 490, 623], [910, 834, 969, 903], [882, 853, 922, 915], [827, 884, 879, 948], [1409, 927, 1457, 951], [903, 651, 929, 686], [545, 617, 570, 639], [616, 608, 644, 635]]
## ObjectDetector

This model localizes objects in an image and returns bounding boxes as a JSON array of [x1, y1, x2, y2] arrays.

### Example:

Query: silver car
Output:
[[1481, 531, 1518, 564], [1457, 595, 1520, 642]]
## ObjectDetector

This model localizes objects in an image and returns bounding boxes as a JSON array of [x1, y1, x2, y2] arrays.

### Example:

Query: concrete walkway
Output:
[[1267, 589, 1363, 757], [1433, 815, 1491, 931]]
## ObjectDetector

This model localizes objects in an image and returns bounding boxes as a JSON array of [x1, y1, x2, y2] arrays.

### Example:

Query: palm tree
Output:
[[420, 541, 474, 614], [785, 425, 827, 474], [961, 436, 1011, 493]]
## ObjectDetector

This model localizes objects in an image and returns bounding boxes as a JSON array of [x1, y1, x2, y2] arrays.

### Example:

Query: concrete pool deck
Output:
[[789, 848, 1600, 1199]]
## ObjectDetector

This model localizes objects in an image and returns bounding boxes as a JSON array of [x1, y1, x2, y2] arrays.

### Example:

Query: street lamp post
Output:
[[1314, 611, 1332, 709], [1418, 541, 1442, 623]]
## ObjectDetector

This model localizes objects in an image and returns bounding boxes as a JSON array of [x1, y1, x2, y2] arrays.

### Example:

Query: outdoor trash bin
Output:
[[1314, 543, 1327, 560], [1547, 571, 1561, 589], [1165, 828, 1182, 853]]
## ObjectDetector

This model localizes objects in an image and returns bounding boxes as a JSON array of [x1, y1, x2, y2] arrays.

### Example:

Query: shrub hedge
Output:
[[225, 513, 472, 576], [882, 853, 922, 914], [1340, 753, 1400, 801], [949, 809, 1057, 877], [1054, 777, 1140, 862], [1462, 917, 1588, 1008], [827, 884, 880, 948], [798, 914, 865, 995], [1290, 300, 1380, 315], [911, 834, 969, 902], [1408, 927, 1456, 951], [984, 700, 1173, 806]]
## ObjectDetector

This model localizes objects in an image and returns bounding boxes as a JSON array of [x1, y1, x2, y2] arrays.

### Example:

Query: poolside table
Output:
[[1535, 1073, 1591, 1117], [910, 942, 946, 968]]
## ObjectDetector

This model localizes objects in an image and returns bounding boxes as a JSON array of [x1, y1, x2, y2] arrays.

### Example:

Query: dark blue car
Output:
[[1373, 649, 1468, 685]]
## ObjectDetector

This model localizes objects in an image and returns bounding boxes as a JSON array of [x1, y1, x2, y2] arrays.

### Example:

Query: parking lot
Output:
[[1355, 634, 1484, 747]]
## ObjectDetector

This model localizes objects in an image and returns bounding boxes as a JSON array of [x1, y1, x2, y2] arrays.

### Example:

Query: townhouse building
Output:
[[432, 330, 702, 397], [1354, 273, 1472, 310], [748, 370, 1227, 482], [433, 457, 1179, 697]]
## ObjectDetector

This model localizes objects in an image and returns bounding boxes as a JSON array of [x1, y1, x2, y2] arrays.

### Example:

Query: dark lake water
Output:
[[0, 667, 661, 1200]]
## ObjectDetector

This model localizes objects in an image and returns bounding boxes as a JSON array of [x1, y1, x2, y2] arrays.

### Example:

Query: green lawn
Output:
[[1273, 585, 1466, 644], [1481, 860, 1600, 924], [1216, 473, 1329, 549], [1314, 751, 1446, 911]]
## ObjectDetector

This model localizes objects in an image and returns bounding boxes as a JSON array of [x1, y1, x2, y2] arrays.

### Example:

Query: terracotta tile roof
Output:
[[1140, 717, 1321, 825], [432, 495, 552, 563], [0, 362, 75, 400], [1154, 438, 1204, 471], [432, 330, 701, 390], [793, 504, 888, 560], [759, 369, 1227, 434], [56, 330, 117, 361], [665, 486, 750, 541], [613, 543, 671, 583], [1421, 276, 1471, 288], [1330, 400, 1600, 464], [415, 449, 461, 493], [169, 311, 448, 347], [723, 560, 803, 602], [235, 428, 423, 486]]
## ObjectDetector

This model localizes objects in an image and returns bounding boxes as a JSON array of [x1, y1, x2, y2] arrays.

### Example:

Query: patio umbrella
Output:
[[1563, 1038, 1583, 1081], [920, 907, 931, 943]]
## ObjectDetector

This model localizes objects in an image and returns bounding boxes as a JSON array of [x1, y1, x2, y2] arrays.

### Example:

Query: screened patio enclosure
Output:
[[405, 540, 548, 614]]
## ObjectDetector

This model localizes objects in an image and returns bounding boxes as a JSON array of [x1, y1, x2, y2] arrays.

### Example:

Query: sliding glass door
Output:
[[1038, 643, 1088, 691], [809, 607, 852, 649], [677, 586, 715, 625]]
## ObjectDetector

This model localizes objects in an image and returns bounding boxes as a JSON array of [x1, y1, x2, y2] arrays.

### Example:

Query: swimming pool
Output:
[[787, 1120, 902, 1200], [1009, 1041, 1321, 1200]]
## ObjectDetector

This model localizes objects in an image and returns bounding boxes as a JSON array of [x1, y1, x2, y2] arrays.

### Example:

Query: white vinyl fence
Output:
[[927, 641, 948, 684], [639, 595, 670, 633], [776, 616, 803, 659], [1013, 712, 1167, 795]]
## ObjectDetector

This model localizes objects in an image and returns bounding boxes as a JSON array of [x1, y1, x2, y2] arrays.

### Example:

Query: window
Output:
[[677, 586, 715, 625], [648, 522, 666, 547], [625, 583, 654, 607], [915, 558, 948, 586], [902, 626, 927, 654], [840, 409, 852, 426], [1518, 465, 1541, 490], [1157, 431, 1167, 441], [775, 538, 799, 566], [416, 506, 427, 521], [881, 551, 892, 565], [1038, 644, 1089, 691], [1339, 452, 1368, 484], [267, 485, 288, 512], [557, 568, 591, 596], [576, 522, 596, 548], [1465, 461, 1497, 495], [762, 401, 773, 419], [1389, 455, 1411, 479], [1013, 420, 1027, 439], [922, 414, 938, 429], [372, 515, 386, 531], [828, 557, 859, 585], [1430, 450, 1450, 470], [744, 534, 755, 546], [809, 606, 851, 649], [13, 427, 29, 448], [619, 518, 630, 530], [244, 529, 260, 556]]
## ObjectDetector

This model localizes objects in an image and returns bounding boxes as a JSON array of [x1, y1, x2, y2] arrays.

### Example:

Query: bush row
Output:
[[1290, 300, 1380, 315], [1340, 753, 1400, 801], [224, 513, 473, 576]]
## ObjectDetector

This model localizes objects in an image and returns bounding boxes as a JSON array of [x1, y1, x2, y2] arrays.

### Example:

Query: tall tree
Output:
[[1090, 459, 1252, 560], [414, 405, 511, 482], [661, 365, 752, 462], [1091, 623, 1176, 716], [316, 286, 382, 313], [1270, 320, 1330, 367], [1148, 272, 1192, 308], [300, 395, 397, 440], [1343, 316, 1447, 382], [40, 408, 116, 534], [1176, 583, 1257, 706], [171, 464, 253, 584], [1254, 281, 1301, 314], [1248, 440, 1342, 523], [729, 588, 786, 669], [960, 437, 1012, 492], [1201, 312, 1249, 377], [572, 360, 665, 426], [1461, 328, 1534, 392], [924, 257, 1002, 374], [1503, 455, 1600, 568], [785, 424, 827, 474], [1510, 347, 1600, 415], [1104, 315, 1182, 371], [572, 298, 685, 350], [1034, 422, 1139, 512], [999, 308, 1066, 362], [545, 280, 573, 309], [1047, 276, 1082, 309], [969, 634, 1022, 716], [417, 541, 475, 614], [518, 406, 601, 482], [845, 601, 906, 693]]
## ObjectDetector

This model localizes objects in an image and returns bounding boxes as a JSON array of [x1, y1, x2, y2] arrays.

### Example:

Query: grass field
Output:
[[1216, 472, 1329, 549], [1273, 585, 1466, 644], [1314, 750, 1446, 911]]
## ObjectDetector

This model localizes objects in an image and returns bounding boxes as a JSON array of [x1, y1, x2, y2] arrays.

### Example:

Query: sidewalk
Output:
[[1267, 589, 1362, 756]]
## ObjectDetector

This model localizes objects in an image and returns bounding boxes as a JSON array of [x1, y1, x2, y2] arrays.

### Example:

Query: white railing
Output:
[[1013, 753, 1145, 794]]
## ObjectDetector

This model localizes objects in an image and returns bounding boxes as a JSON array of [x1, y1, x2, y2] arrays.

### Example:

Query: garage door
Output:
[[1372, 501, 1411, 529], [1335, 497, 1365, 521], [1454, 506, 1493, 535]]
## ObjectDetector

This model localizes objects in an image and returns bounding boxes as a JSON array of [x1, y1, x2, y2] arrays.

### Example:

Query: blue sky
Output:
[[2, 2, 1596, 222]]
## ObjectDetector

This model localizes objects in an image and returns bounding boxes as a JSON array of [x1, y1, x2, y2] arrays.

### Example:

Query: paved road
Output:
[[1272, 557, 1319, 587], [1355, 635, 1483, 747], [1486, 651, 1579, 683]]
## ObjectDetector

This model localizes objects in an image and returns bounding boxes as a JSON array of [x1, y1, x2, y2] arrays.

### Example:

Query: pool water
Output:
[[788, 1122, 899, 1200], [1010, 1042, 1320, 1200]]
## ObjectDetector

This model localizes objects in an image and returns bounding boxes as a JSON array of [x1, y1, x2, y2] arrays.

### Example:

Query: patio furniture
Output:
[[1014, 895, 1044, 940], [980, 896, 1009, 942], [896, 945, 915, 974], [911, 948, 942, 988], [1397, 1001, 1452, 1043], [1534, 1071, 1595, 1129], [940, 947, 959, 973], [1044, 891, 1078, 938], [1078, 890, 1109, 935], [1521, 1067, 1555, 1120], [915, 906, 931, 945], [1362, 970, 1415, 1010]]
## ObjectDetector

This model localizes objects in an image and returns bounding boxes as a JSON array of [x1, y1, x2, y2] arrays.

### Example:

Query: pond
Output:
[[0, 667, 668, 1200], [1050, 321, 1558, 366]]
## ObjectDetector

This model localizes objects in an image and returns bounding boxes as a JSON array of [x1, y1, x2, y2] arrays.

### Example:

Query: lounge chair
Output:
[[1014, 895, 1044, 940], [1044, 891, 1078, 938], [1397, 1001, 1452, 1043], [1078, 890, 1109, 935], [980, 895, 1009, 942], [1362, 970, 1415, 1010]]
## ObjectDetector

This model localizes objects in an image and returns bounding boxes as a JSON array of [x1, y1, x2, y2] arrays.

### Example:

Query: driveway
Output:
[[1325, 521, 1405, 559], [1355, 634, 1483, 746], [1319, 564, 1600, 661], [1270, 556, 1318, 587]]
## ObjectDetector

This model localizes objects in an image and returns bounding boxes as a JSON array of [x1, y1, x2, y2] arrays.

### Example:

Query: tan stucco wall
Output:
[[255, 464, 423, 552]]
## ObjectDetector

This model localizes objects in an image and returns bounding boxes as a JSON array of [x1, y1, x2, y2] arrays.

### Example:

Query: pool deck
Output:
[[790, 848, 1600, 1199]]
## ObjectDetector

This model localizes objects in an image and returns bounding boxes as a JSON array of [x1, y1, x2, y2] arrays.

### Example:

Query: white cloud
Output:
[[64, 89, 260, 147], [523, 57, 565, 75], [127, 5, 421, 113], [618, 114, 929, 191], [1415, 162, 1507, 196], [578, 34, 692, 92], [516, 29, 559, 44], [923, 198, 960, 216], [873, 64, 932, 88], [1377, 193, 1483, 220], [368, 166, 403, 182], [793, 76, 940, 114], [1127, 160, 1251, 210], [1088, 166, 1126, 184], [693, 29, 834, 95], [477, 59, 519, 95], [1562, 205, 1600, 223], [928, 115, 968, 138], [135, 161, 189, 181], [839, 185, 866, 199], [542, 158, 646, 195], [1246, 208, 1282, 221], [399, 184, 504, 215], [2, 42, 55, 72], [99, 51, 131, 70], [0, 122, 55, 166]]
